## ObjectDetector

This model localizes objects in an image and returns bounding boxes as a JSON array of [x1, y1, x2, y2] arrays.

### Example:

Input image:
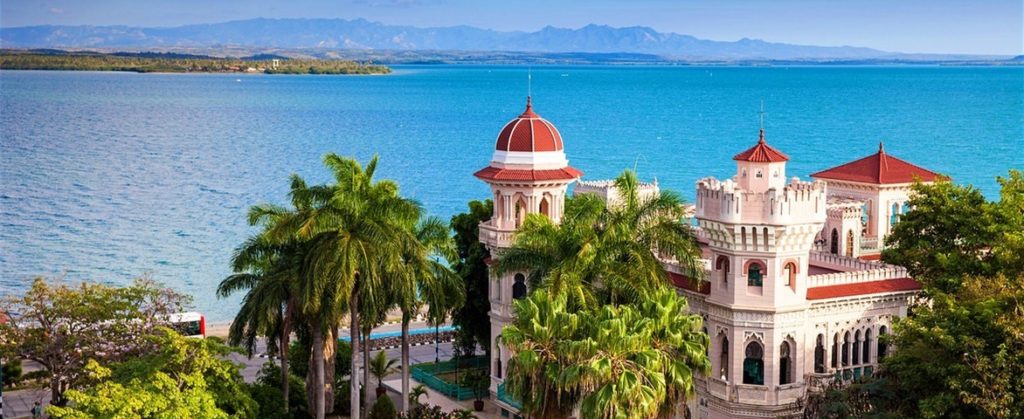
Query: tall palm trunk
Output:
[[401, 310, 411, 413], [363, 325, 373, 405], [311, 324, 326, 419], [281, 301, 293, 414], [324, 327, 337, 413], [350, 292, 361, 419]]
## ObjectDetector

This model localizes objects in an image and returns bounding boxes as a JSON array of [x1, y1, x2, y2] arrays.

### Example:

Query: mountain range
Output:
[[2, 18, 1015, 62]]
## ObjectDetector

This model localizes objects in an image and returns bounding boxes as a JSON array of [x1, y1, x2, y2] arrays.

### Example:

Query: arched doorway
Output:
[[512, 273, 527, 299], [539, 196, 550, 219], [779, 341, 793, 385], [743, 341, 764, 385], [719, 336, 730, 381], [814, 334, 826, 373], [853, 330, 862, 364], [830, 228, 839, 255], [878, 326, 888, 359], [863, 329, 872, 364]]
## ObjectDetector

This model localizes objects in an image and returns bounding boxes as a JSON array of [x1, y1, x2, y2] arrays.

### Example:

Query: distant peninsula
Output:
[[0, 50, 391, 75]]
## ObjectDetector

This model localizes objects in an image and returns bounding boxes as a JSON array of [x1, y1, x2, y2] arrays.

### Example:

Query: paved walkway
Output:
[[383, 377, 501, 419]]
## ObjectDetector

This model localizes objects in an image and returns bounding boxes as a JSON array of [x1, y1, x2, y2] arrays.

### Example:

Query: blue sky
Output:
[[2, 0, 1021, 55]]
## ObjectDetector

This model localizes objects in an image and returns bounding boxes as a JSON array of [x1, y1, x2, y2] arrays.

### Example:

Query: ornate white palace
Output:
[[474, 98, 940, 418]]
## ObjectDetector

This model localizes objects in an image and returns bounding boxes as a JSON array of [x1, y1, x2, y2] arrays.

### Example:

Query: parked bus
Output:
[[169, 312, 206, 338]]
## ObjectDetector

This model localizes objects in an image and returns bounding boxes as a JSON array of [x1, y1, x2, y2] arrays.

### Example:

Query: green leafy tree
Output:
[[369, 395, 398, 419], [47, 329, 256, 418], [450, 200, 493, 360], [0, 277, 189, 406]]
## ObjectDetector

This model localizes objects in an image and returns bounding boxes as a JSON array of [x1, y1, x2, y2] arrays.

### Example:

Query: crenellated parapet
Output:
[[696, 176, 828, 226]]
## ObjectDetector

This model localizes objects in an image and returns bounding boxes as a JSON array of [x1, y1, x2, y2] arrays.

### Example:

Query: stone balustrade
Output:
[[736, 384, 769, 404], [707, 377, 730, 400], [807, 265, 909, 287], [775, 383, 805, 404], [809, 251, 882, 271], [479, 223, 515, 249]]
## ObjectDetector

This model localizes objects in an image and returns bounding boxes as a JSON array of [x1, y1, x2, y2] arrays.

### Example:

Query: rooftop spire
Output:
[[879, 141, 885, 153]]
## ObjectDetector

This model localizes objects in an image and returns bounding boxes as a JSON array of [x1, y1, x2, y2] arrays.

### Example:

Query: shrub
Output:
[[369, 395, 398, 419]]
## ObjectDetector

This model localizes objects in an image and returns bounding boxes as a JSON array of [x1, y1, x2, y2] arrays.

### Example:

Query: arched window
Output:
[[741, 227, 747, 249], [784, 262, 797, 287], [720, 336, 730, 381], [890, 203, 900, 227], [515, 197, 528, 228], [716, 256, 730, 286], [831, 333, 839, 368], [779, 341, 793, 385], [846, 230, 855, 258], [743, 342, 764, 385], [512, 273, 527, 299], [861, 202, 870, 227], [863, 329, 872, 364], [830, 228, 839, 255], [763, 228, 769, 250], [814, 334, 826, 374], [878, 326, 888, 360], [842, 332, 851, 366], [747, 263, 763, 287], [539, 197, 550, 219], [752, 227, 758, 249], [853, 330, 862, 365]]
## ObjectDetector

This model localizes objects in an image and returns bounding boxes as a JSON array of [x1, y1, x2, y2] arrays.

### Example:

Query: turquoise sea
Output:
[[1, 66, 1022, 320]]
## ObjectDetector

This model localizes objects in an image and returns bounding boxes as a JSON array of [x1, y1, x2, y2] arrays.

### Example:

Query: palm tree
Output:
[[497, 169, 704, 309], [409, 383, 429, 406], [501, 291, 583, 419], [391, 216, 464, 413], [368, 350, 399, 395], [502, 288, 710, 419], [217, 193, 310, 414], [266, 154, 421, 419]]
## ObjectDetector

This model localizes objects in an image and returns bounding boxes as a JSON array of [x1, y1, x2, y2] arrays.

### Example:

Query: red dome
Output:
[[494, 97, 564, 153]]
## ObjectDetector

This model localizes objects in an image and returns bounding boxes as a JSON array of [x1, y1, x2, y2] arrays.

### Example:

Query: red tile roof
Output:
[[494, 96, 564, 153], [811, 143, 942, 184], [669, 272, 711, 295], [806, 278, 920, 300], [473, 165, 583, 182], [733, 130, 790, 162]]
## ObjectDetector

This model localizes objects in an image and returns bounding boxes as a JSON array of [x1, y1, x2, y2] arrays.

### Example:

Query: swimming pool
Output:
[[339, 325, 457, 341]]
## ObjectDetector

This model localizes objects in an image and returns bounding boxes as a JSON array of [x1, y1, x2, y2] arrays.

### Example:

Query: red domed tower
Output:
[[476, 97, 582, 411]]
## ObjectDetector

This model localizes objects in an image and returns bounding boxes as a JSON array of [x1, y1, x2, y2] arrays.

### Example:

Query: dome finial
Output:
[[879, 141, 885, 153], [758, 128, 766, 144]]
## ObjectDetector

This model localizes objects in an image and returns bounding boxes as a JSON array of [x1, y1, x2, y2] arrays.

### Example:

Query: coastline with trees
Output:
[[0, 51, 391, 74]]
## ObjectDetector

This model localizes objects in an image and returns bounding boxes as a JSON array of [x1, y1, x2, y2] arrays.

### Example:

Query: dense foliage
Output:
[[811, 170, 1024, 418], [0, 52, 391, 74], [0, 277, 189, 406], [47, 329, 256, 418], [449, 200, 493, 357], [498, 170, 710, 418]]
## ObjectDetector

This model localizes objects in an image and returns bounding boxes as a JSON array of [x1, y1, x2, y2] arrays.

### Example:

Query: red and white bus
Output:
[[169, 312, 206, 338]]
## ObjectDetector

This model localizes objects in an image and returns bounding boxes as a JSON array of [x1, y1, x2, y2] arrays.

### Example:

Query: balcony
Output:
[[735, 384, 769, 404], [775, 383, 805, 403], [479, 222, 515, 249], [707, 377, 730, 400]]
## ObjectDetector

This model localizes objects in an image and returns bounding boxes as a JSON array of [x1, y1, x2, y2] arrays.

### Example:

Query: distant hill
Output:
[[1, 18, 898, 60]]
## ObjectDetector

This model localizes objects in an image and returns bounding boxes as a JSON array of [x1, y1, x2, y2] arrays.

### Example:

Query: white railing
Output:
[[776, 383, 805, 404], [479, 223, 515, 248], [860, 236, 880, 250], [707, 377, 729, 400], [807, 265, 909, 288], [809, 251, 882, 271]]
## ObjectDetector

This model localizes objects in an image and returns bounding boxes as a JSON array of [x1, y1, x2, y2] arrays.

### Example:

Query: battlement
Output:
[[695, 176, 827, 225], [575, 178, 660, 207]]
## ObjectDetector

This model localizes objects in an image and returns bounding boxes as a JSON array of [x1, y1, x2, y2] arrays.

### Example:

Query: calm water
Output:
[[1, 66, 1022, 320]]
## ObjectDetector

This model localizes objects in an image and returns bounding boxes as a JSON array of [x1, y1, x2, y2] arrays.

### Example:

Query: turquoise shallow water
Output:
[[1, 66, 1022, 320]]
